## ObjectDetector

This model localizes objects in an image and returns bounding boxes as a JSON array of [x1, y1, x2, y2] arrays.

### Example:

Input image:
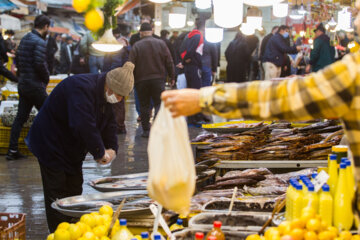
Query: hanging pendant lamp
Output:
[[195, 0, 211, 9], [273, 3, 288, 18], [205, 18, 224, 43], [243, 0, 284, 7], [92, 17, 123, 53], [168, 2, 187, 29], [213, 0, 243, 28]]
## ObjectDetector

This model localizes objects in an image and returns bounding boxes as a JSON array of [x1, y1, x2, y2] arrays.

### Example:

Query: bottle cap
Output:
[[213, 221, 222, 228], [311, 173, 318, 179], [322, 184, 330, 192], [299, 175, 306, 180], [141, 232, 149, 238], [195, 232, 204, 238], [346, 160, 351, 166], [340, 163, 347, 169], [307, 183, 315, 191], [329, 154, 337, 160], [332, 145, 348, 152], [296, 184, 303, 190], [176, 219, 183, 225], [120, 219, 127, 226], [154, 234, 162, 240]]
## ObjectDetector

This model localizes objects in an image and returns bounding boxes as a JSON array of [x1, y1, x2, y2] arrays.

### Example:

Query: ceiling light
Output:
[[149, 0, 171, 3], [168, 2, 187, 29], [213, 0, 243, 28], [92, 29, 123, 53], [205, 18, 223, 43], [328, 16, 337, 27], [154, 20, 162, 26], [240, 23, 255, 36], [273, 3, 288, 18], [195, 0, 212, 9], [298, 3, 307, 15], [243, 0, 284, 7], [338, 7, 351, 30], [187, 20, 194, 27]]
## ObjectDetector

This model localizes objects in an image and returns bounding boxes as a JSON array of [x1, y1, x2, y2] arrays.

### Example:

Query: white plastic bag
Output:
[[147, 103, 196, 215], [176, 73, 187, 89]]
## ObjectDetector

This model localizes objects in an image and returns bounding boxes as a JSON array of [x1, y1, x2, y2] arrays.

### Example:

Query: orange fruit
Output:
[[246, 234, 262, 240], [339, 231, 352, 240], [306, 219, 321, 232], [281, 235, 294, 240], [290, 228, 304, 240], [84, 9, 104, 32], [291, 219, 306, 230], [99, 205, 113, 217], [304, 231, 318, 240]]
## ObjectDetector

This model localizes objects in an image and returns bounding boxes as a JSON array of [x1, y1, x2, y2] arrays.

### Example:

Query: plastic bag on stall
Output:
[[147, 103, 196, 215]]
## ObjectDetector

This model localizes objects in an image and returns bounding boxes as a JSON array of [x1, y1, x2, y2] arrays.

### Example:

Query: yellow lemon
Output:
[[304, 231, 318, 240], [327, 226, 338, 237], [68, 223, 82, 240], [291, 219, 306, 230], [57, 222, 70, 230], [265, 227, 280, 239], [83, 231, 96, 240], [84, 9, 104, 32], [278, 221, 292, 235], [93, 214, 104, 226], [100, 237, 110, 240], [289, 228, 304, 240], [54, 229, 71, 240], [93, 225, 107, 237], [301, 208, 316, 223], [339, 231, 352, 240], [352, 236, 360, 240], [306, 219, 321, 232], [72, 0, 90, 13], [99, 205, 113, 217], [318, 231, 335, 240], [76, 222, 87, 233], [80, 214, 96, 228], [47, 233, 55, 240], [246, 234, 261, 240]]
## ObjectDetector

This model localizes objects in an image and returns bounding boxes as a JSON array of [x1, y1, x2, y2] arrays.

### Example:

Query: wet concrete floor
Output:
[[0, 97, 203, 239]]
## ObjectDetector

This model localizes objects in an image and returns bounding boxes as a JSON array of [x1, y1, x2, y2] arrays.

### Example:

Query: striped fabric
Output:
[[199, 52, 360, 170]]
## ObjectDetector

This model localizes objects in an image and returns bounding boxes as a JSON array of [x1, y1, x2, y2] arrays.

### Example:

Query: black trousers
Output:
[[9, 87, 48, 150], [39, 163, 83, 233], [184, 65, 204, 124], [135, 79, 165, 131], [0, 65, 18, 83]]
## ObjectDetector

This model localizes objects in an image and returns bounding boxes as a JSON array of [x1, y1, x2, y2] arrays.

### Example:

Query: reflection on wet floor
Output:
[[0, 96, 203, 239]]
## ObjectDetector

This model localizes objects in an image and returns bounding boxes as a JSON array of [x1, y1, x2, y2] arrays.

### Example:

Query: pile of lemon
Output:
[[246, 207, 360, 240], [72, 0, 103, 32], [47, 205, 117, 240]]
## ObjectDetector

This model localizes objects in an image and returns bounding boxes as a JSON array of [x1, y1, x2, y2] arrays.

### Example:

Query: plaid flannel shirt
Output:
[[199, 52, 360, 170]]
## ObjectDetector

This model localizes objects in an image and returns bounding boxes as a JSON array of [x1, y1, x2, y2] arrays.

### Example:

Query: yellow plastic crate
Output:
[[1, 90, 18, 101], [0, 125, 32, 155]]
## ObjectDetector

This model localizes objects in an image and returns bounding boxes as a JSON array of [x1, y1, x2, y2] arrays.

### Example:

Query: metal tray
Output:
[[202, 198, 280, 213], [51, 190, 151, 218], [217, 160, 327, 169], [88, 172, 148, 192], [189, 212, 271, 232], [173, 228, 254, 240]]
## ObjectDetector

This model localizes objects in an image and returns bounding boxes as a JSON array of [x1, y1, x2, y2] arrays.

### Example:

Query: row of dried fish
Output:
[[195, 120, 343, 161]]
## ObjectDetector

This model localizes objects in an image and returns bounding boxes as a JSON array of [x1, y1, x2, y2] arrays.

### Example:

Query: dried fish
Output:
[[195, 165, 209, 174], [196, 159, 220, 168], [192, 133, 216, 142], [59, 201, 113, 211], [312, 125, 343, 134], [205, 178, 258, 190], [297, 120, 336, 132], [209, 145, 242, 153], [244, 186, 287, 196]]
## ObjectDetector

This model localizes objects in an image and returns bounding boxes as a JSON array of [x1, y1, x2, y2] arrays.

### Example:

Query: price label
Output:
[[313, 170, 329, 192]]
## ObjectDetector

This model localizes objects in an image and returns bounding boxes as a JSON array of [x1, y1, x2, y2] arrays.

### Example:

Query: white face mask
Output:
[[105, 91, 120, 104]]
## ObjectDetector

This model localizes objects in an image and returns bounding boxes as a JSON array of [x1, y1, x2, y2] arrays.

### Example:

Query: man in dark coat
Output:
[[0, 31, 18, 83], [7, 15, 50, 160], [129, 23, 174, 137], [26, 62, 135, 232], [46, 33, 58, 75], [160, 29, 176, 64], [60, 36, 73, 74], [307, 23, 335, 72], [262, 25, 302, 80]]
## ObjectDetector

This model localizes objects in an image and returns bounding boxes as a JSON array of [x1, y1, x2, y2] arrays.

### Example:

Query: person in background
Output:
[[54, 34, 62, 74], [246, 34, 260, 81], [60, 36, 73, 74], [170, 30, 179, 44], [262, 25, 301, 80], [46, 32, 58, 75], [260, 26, 278, 79], [4, 30, 16, 53], [129, 23, 175, 137], [70, 37, 89, 74], [225, 32, 251, 83], [7, 15, 50, 160], [180, 17, 205, 125], [103, 37, 131, 134], [306, 23, 335, 73], [26, 62, 134, 232], [173, 31, 190, 89], [0, 30, 18, 83], [80, 31, 105, 73], [129, 15, 160, 45], [160, 29, 176, 64], [201, 39, 218, 87]]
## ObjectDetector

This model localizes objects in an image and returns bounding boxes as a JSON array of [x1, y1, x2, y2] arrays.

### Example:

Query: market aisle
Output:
[[0, 97, 149, 239]]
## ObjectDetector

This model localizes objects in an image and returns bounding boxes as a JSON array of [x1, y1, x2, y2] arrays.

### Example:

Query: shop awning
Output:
[[0, 14, 21, 30], [0, 0, 17, 12], [10, 0, 29, 15], [115, 0, 140, 16]]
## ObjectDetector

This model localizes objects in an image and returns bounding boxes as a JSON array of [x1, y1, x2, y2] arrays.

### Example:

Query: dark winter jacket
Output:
[[16, 29, 49, 90], [260, 33, 273, 62], [202, 40, 218, 72], [180, 29, 204, 67], [103, 46, 131, 72], [0, 33, 8, 64], [129, 36, 174, 82], [310, 34, 335, 72], [161, 37, 176, 64], [263, 33, 298, 67], [60, 43, 73, 74], [26, 73, 118, 174]]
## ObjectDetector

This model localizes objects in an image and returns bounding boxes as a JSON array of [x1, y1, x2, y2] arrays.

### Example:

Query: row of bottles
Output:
[[192, 221, 225, 240], [286, 155, 355, 230]]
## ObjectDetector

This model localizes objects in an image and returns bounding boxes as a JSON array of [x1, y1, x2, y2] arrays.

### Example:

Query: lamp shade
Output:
[[195, 0, 211, 9], [244, 0, 283, 7], [149, 0, 171, 3], [289, 9, 303, 20], [338, 8, 351, 30], [92, 29, 123, 53], [240, 23, 255, 35], [205, 27, 224, 43], [246, 16, 262, 30], [273, 3, 288, 18], [169, 3, 186, 29], [213, 0, 243, 28]]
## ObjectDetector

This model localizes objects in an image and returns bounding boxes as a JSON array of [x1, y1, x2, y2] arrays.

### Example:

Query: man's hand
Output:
[[161, 89, 201, 118], [296, 45, 302, 51], [96, 149, 116, 165], [185, 59, 191, 63], [79, 57, 86, 65], [170, 79, 175, 88], [176, 63, 184, 69], [305, 64, 311, 73]]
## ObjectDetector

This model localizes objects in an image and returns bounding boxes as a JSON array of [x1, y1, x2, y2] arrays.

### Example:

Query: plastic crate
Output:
[[0, 213, 26, 240], [0, 126, 32, 156], [1, 91, 18, 101]]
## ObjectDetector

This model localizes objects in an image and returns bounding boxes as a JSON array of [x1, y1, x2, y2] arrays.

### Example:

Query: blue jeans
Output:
[[201, 66, 212, 87], [89, 55, 104, 74]]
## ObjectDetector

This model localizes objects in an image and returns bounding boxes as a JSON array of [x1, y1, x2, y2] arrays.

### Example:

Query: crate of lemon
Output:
[[47, 205, 134, 240], [245, 207, 360, 240]]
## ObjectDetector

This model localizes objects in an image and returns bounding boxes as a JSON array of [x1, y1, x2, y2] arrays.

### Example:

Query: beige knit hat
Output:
[[106, 61, 135, 96]]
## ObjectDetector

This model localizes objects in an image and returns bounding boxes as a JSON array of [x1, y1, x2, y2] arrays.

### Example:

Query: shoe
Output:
[[6, 149, 27, 160], [141, 130, 150, 138]]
